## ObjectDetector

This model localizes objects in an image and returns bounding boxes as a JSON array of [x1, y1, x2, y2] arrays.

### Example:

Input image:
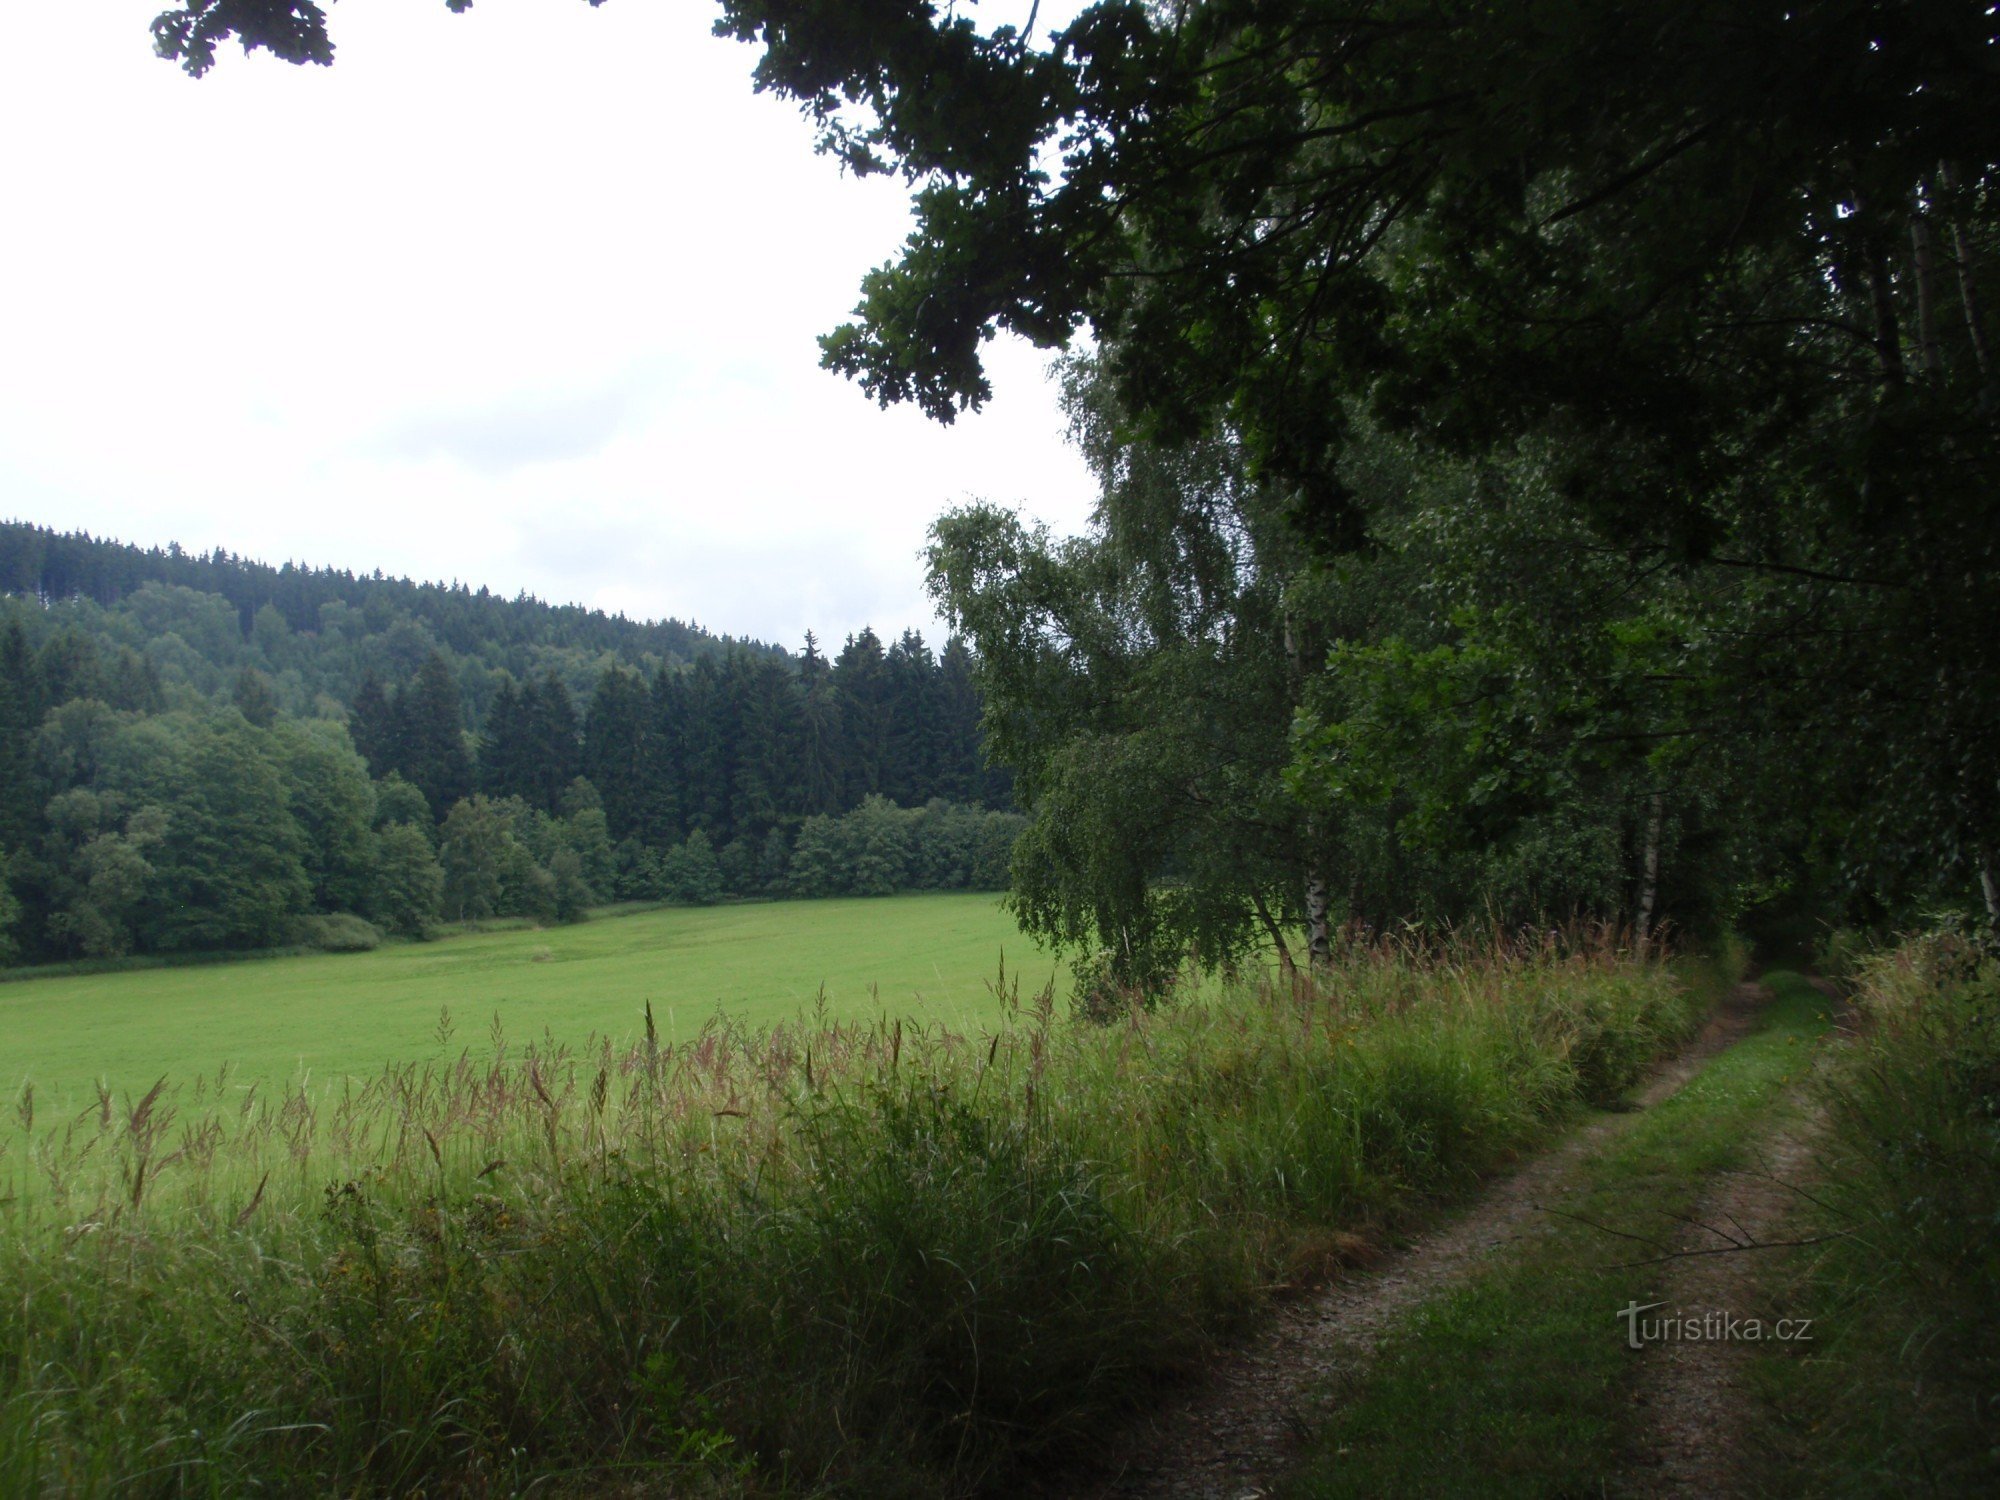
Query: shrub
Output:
[[1776, 934, 2000, 1494], [303, 912, 382, 952]]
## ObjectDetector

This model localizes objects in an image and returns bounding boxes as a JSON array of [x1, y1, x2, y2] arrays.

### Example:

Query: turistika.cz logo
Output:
[[1617, 1301, 1814, 1350]]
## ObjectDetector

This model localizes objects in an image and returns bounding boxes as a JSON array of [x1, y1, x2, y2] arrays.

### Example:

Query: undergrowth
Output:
[[0, 934, 1730, 1497], [1287, 968, 1832, 1498], [1755, 933, 2000, 1496]]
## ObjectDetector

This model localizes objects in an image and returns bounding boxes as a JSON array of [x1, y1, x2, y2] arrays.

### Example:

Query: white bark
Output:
[[1865, 235, 1906, 385], [1941, 162, 1992, 380], [1305, 872, 1332, 972], [1635, 792, 1665, 955], [1252, 889, 1299, 981], [1911, 212, 1943, 376]]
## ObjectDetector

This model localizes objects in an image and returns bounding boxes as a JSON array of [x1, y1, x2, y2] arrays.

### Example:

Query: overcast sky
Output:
[[0, 2, 1097, 650]]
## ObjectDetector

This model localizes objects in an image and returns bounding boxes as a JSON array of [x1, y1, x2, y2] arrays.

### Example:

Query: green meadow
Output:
[[0, 893, 1052, 1108]]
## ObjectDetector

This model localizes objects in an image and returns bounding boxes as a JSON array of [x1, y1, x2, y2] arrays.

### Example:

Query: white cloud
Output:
[[0, 1, 1097, 649]]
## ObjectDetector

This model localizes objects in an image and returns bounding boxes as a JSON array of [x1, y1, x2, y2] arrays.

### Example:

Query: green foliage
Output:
[[230, 664, 277, 727], [788, 798, 1025, 900], [931, 366, 1660, 984], [756, 825, 792, 893], [370, 771, 431, 834], [148, 715, 313, 951], [581, 664, 649, 839], [560, 799, 615, 892], [303, 912, 383, 953], [370, 822, 443, 938], [785, 813, 846, 899], [720, 0, 1997, 932], [482, 672, 581, 813], [659, 829, 723, 907], [547, 846, 593, 925], [2, 532, 1011, 968], [0, 847, 19, 965], [610, 836, 662, 901], [275, 719, 378, 915], [39, 791, 164, 960], [438, 795, 511, 922], [28, 709, 317, 957], [846, 793, 913, 895], [0, 521, 744, 683], [395, 652, 474, 818], [1756, 937, 2000, 1495]]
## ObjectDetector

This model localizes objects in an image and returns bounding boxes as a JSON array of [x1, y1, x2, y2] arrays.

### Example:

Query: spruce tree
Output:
[[478, 676, 527, 800], [795, 643, 846, 818], [727, 652, 797, 843], [523, 672, 581, 812], [34, 631, 101, 709], [582, 664, 649, 841], [348, 673, 397, 775], [0, 847, 20, 964], [937, 636, 984, 805], [883, 630, 937, 806], [395, 653, 473, 818], [679, 659, 730, 840], [640, 667, 690, 847], [0, 619, 40, 853], [231, 666, 278, 728], [100, 648, 165, 715], [833, 628, 890, 803]]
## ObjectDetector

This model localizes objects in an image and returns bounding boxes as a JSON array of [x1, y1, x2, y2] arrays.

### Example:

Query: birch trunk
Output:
[[1911, 212, 1943, 376], [1305, 872, 1333, 972], [1252, 889, 1299, 982], [1940, 162, 1993, 379], [1982, 853, 1999, 927], [1865, 233, 1906, 386], [1635, 792, 1664, 956]]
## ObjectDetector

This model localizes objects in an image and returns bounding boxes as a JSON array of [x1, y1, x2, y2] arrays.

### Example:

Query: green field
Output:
[[0, 893, 1052, 1108]]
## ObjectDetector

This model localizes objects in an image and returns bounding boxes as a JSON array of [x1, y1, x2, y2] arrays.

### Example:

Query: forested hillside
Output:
[[0, 523, 1018, 966], [0, 520, 784, 708]]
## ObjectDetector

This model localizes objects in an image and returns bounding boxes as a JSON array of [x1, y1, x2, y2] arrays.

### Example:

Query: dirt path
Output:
[[1618, 979, 1844, 1497], [1052, 982, 1775, 1500]]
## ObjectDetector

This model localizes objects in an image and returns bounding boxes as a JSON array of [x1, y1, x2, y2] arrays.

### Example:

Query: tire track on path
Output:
[[1618, 978, 1846, 1497], [1052, 981, 1774, 1500]]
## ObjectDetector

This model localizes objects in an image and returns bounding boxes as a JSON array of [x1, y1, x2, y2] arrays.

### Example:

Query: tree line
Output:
[[0, 546, 1019, 966], [122, 2, 2000, 990], [723, 0, 1991, 988], [0, 520, 760, 679]]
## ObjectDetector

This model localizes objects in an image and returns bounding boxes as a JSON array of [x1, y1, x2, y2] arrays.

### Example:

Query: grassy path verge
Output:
[[1743, 945, 2000, 1497], [1063, 975, 1767, 1499], [1283, 970, 1837, 1499]]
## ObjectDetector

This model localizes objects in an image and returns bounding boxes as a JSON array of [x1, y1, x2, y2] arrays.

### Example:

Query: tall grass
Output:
[[0, 935, 1724, 1497], [1760, 933, 2000, 1495]]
